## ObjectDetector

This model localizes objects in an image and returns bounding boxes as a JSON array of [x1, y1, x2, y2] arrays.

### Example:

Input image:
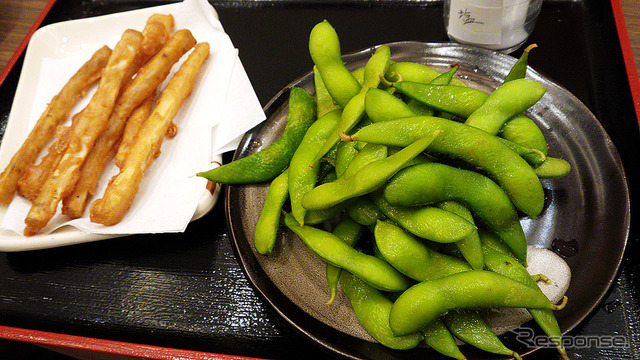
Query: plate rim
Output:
[[226, 41, 632, 359]]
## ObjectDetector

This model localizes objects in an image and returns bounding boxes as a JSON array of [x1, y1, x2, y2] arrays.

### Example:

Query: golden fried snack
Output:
[[24, 29, 143, 236], [140, 14, 174, 63], [90, 42, 210, 226], [61, 29, 196, 218], [17, 124, 72, 201], [61, 96, 152, 218], [0, 46, 111, 205]]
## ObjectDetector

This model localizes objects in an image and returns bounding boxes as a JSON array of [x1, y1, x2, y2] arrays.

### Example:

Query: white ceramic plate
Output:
[[0, 1, 224, 251]]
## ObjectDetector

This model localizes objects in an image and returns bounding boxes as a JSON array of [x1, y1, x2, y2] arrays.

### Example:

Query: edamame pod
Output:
[[384, 162, 527, 263], [314, 65, 340, 118], [442, 311, 523, 360], [504, 44, 537, 83], [393, 82, 489, 118], [326, 216, 364, 304], [302, 131, 441, 211], [289, 109, 341, 225], [389, 271, 566, 335], [283, 213, 411, 292], [465, 78, 547, 135], [386, 62, 466, 86], [534, 156, 572, 178], [253, 169, 289, 255], [346, 196, 386, 227], [421, 320, 467, 360], [197, 87, 315, 184], [375, 221, 520, 358], [370, 191, 475, 243], [338, 271, 423, 349], [501, 115, 548, 155], [480, 231, 569, 360], [309, 20, 360, 108], [437, 201, 484, 271], [312, 45, 391, 163], [406, 64, 460, 117], [348, 116, 545, 218]]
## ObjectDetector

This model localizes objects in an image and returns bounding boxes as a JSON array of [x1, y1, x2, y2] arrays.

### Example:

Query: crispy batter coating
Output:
[[61, 28, 195, 218], [24, 29, 143, 236], [90, 42, 209, 226], [0, 46, 111, 205]]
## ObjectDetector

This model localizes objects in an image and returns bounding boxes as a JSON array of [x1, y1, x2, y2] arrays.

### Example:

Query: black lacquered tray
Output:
[[0, 1, 638, 360]]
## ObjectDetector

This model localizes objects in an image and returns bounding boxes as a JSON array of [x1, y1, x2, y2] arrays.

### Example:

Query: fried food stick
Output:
[[24, 29, 143, 236], [0, 46, 112, 205], [61, 29, 196, 218], [90, 42, 210, 226], [141, 14, 174, 63], [17, 117, 77, 201]]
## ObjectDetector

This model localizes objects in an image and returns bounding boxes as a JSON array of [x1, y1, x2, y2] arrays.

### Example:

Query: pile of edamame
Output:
[[199, 20, 571, 360]]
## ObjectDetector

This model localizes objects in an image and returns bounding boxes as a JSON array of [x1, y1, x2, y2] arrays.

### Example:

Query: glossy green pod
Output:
[[302, 131, 440, 211], [464, 79, 547, 135], [349, 116, 545, 218], [288, 109, 341, 225], [384, 162, 527, 263], [283, 212, 411, 292], [198, 87, 316, 184], [370, 191, 475, 243], [338, 271, 423, 349], [389, 271, 564, 336], [326, 216, 364, 304], [309, 20, 360, 108], [253, 169, 289, 255]]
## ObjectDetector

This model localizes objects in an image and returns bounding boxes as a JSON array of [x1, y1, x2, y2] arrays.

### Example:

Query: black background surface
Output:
[[0, 1, 638, 359]]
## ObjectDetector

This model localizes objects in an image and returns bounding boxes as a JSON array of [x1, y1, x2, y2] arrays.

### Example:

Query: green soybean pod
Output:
[[198, 87, 316, 184], [334, 141, 358, 178], [406, 64, 460, 117], [386, 62, 467, 86], [338, 271, 423, 350], [289, 109, 341, 225], [393, 82, 489, 118], [501, 114, 548, 155], [421, 320, 467, 360], [374, 221, 520, 359], [365, 87, 416, 122], [504, 44, 538, 83], [326, 216, 364, 305], [384, 162, 527, 263], [442, 311, 523, 360], [370, 190, 475, 243], [302, 131, 441, 211], [479, 235, 569, 360], [283, 213, 411, 292], [497, 135, 547, 166], [464, 79, 547, 135], [340, 143, 387, 180], [389, 271, 565, 336], [437, 201, 484, 271], [314, 65, 341, 118], [534, 156, 572, 178], [374, 220, 471, 280], [312, 45, 391, 163], [253, 169, 289, 255], [348, 116, 545, 218], [309, 20, 360, 108], [346, 196, 386, 227]]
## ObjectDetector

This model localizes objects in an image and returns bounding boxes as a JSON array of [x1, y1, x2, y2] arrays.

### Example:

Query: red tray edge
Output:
[[611, 0, 640, 127], [0, 325, 267, 360]]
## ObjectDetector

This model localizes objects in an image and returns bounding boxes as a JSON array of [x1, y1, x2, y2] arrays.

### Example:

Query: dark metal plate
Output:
[[226, 41, 631, 360]]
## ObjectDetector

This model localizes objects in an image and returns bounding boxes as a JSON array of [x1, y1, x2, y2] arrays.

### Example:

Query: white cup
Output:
[[444, 0, 542, 53]]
